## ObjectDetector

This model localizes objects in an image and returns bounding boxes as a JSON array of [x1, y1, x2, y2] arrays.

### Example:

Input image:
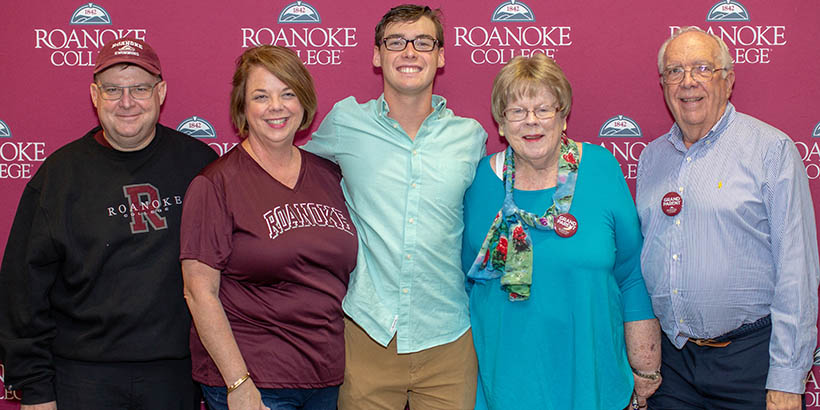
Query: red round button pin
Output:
[[554, 213, 578, 238], [661, 192, 683, 216]]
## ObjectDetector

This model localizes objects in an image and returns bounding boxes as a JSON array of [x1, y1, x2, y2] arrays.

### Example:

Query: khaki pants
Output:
[[338, 317, 477, 410]]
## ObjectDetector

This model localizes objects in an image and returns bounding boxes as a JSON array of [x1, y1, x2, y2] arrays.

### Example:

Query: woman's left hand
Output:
[[631, 374, 661, 409], [623, 319, 662, 408]]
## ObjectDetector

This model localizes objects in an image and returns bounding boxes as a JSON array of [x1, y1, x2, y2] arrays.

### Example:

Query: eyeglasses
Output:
[[95, 81, 161, 100], [661, 65, 727, 84], [381, 36, 439, 52], [502, 106, 558, 122]]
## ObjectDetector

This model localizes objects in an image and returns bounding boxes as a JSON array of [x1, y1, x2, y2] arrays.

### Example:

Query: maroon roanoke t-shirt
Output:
[[180, 145, 357, 388]]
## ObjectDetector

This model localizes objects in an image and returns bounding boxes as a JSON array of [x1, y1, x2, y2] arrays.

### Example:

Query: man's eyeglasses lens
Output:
[[662, 65, 723, 84], [382, 36, 438, 52], [97, 82, 160, 100]]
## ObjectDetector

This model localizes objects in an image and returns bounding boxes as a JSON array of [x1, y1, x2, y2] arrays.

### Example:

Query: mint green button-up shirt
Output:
[[302, 94, 487, 353]]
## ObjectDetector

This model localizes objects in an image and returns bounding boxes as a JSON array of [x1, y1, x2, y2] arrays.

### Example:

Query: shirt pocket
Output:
[[430, 160, 475, 204]]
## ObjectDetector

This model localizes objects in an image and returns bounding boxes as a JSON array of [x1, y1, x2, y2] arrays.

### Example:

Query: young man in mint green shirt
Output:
[[303, 4, 487, 409]]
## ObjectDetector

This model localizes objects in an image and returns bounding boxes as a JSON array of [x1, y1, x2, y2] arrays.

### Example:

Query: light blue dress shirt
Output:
[[636, 103, 819, 394], [303, 94, 487, 353]]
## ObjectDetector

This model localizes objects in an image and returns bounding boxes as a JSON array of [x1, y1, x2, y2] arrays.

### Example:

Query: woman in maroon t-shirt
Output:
[[180, 45, 357, 410]]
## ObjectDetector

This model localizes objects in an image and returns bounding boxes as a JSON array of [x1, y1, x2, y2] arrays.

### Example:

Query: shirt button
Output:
[[406, 254, 412, 260], [408, 217, 414, 224], [412, 150, 418, 156], [679, 186, 684, 192], [673, 289, 678, 294], [679, 318, 684, 323], [402, 288, 409, 294], [411, 183, 417, 188], [393, 124, 398, 129], [686, 157, 692, 162], [675, 219, 681, 226], [672, 254, 679, 261]]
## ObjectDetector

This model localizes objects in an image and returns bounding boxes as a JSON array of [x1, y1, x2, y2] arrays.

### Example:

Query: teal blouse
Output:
[[462, 143, 655, 410]]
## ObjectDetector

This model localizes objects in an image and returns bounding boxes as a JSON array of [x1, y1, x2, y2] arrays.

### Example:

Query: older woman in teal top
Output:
[[462, 54, 662, 410]]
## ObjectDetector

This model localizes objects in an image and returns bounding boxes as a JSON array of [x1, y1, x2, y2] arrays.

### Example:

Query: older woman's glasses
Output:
[[661, 64, 726, 84], [381, 36, 439, 52], [503, 106, 558, 122], [95, 81, 161, 100]]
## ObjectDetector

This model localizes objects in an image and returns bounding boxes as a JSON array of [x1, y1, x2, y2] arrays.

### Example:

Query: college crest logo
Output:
[[813, 122, 820, 138], [278, 1, 321, 24], [491, 0, 535, 22], [598, 115, 642, 138], [0, 120, 11, 138], [177, 116, 217, 139], [455, 0, 570, 65], [36, 3, 146, 68], [670, 0, 785, 64], [706, 0, 750, 22], [70, 3, 112, 25], [0, 119, 47, 180], [596, 115, 645, 179], [241, 0, 353, 66]]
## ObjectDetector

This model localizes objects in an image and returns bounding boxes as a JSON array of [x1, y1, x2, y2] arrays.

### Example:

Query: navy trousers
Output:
[[647, 316, 806, 409]]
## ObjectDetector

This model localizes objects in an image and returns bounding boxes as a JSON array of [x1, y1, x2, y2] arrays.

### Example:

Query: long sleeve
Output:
[[763, 138, 820, 394], [606, 152, 654, 322], [0, 180, 63, 404]]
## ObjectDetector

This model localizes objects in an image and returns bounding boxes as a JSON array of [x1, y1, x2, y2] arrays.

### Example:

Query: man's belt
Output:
[[688, 338, 731, 348], [687, 315, 771, 348]]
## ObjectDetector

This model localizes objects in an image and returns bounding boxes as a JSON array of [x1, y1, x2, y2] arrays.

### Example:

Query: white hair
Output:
[[657, 26, 733, 78]]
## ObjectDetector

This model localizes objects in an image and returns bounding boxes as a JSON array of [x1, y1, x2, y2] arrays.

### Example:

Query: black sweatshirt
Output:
[[0, 124, 217, 404]]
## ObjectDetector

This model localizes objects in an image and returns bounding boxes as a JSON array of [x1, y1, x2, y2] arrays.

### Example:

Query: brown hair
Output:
[[491, 54, 572, 124], [230, 45, 317, 136], [374, 4, 444, 47]]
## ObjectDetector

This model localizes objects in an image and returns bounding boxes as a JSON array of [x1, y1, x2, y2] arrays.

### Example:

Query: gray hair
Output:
[[657, 26, 733, 78]]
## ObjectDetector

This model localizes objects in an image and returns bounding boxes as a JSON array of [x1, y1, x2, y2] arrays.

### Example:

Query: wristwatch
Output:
[[631, 366, 661, 381]]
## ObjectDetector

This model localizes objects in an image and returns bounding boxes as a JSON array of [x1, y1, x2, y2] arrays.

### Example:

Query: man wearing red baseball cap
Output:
[[0, 37, 217, 410]]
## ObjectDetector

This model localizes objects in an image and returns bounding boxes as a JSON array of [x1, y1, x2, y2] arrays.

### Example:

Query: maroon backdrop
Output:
[[2, 0, 820, 407]]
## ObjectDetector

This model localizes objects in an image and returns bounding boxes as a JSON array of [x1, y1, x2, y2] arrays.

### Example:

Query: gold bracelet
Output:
[[631, 366, 661, 381], [226, 372, 250, 394]]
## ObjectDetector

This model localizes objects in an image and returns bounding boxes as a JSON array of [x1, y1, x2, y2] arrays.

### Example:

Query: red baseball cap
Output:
[[94, 37, 162, 76]]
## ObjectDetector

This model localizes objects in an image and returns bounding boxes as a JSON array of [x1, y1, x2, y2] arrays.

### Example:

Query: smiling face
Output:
[[500, 89, 566, 170], [244, 65, 304, 147], [90, 64, 166, 152], [662, 31, 734, 145], [373, 16, 445, 99]]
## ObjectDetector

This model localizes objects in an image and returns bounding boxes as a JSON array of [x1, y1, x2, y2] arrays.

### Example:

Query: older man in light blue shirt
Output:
[[637, 26, 819, 410], [302, 4, 486, 409]]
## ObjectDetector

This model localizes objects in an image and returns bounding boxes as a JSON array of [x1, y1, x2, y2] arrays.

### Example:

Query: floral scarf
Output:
[[466, 135, 579, 301]]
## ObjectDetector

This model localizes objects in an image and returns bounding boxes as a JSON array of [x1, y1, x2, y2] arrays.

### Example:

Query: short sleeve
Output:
[[179, 174, 233, 270]]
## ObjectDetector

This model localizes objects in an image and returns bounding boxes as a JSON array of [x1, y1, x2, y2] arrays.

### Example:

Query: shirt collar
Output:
[[376, 93, 448, 120], [666, 102, 736, 152]]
